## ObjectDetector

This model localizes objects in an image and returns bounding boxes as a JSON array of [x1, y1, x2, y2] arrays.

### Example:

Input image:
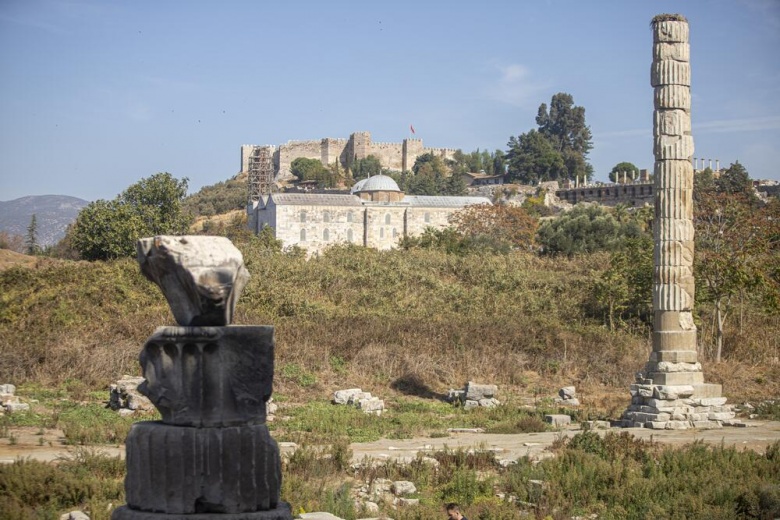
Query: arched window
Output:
[[300, 210, 307, 223], [347, 229, 353, 242], [300, 229, 306, 241], [323, 229, 329, 241], [347, 212, 353, 223], [385, 214, 391, 225], [323, 211, 330, 223], [392, 228, 397, 238]]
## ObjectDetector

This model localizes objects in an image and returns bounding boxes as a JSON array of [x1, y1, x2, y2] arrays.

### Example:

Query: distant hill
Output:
[[0, 195, 89, 247]]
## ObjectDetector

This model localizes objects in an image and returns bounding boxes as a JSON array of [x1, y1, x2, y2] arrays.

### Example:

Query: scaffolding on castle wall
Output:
[[248, 147, 273, 202]]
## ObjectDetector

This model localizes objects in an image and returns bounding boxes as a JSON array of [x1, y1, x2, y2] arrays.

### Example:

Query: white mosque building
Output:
[[248, 175, 491, 253]]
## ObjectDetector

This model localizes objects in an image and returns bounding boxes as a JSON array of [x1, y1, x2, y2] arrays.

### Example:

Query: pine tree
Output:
[[26, 214, 39, 255]]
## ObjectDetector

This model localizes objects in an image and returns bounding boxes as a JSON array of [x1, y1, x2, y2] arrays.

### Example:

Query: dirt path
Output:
[[2, 420, 779, 465]]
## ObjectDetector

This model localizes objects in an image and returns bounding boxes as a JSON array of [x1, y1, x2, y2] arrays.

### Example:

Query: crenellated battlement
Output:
[[242, 130, 461, 179]]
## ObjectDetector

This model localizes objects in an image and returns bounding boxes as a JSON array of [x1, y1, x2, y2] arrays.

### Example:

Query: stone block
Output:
[[357, 397, 385, 414], [139, 326, 275, 427], [653, 385, 695, 400], [654, 188, 693, 221], [464, 400, 479, 410], [654, 109, 691, 137], [478, 397, 500, 408], [708, 412, 736, 421], [653, 285, 694, 313], [653, 20, 689, 43], [697, 397, 728, 406], [652, 330, 697, 351], [651, 371, 704, 385], [656, 361, 701, 373], [665, 420, 689, 430], [692, 420, 722, 430], [653, 42, 690, 62], [392, 481, 417, 496], [299, 514, 345, 520], [395, 497, 420, 507], [649, 350, 698, 363], [60, 512, 90, 520], [137, 236, 250, 327], [124, 421, 282, 514], [656, 218, 694, 242], [654, 311, 695, 332], [5, 402, 30, 413], [465, 382, 497, 400], [559, 386, 576, 399], [544, 414, 571, 427], [651, 60, 691, 87], [654, 85, 691, 110], [691, 384, 723, 398], [0, 384, 15, 395], [648, 421, 668, 429], [654, 134, 694, 160], [333, 388, 364, 405]]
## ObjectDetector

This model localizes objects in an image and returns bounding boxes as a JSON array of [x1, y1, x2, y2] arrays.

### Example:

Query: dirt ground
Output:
[[2, 420, 779, 465]]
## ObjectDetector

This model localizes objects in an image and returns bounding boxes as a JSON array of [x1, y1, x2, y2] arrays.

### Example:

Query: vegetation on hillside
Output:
[[182, 174, 247, 217]]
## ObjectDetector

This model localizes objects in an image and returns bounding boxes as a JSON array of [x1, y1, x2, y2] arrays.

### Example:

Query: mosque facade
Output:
[[248, 175, 491, 253]]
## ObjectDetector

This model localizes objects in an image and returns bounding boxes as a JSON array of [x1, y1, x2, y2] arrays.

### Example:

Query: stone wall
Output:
[[556, 182, 655, 207], [255, 200, 458, 254], [242, 132, 460, 181]]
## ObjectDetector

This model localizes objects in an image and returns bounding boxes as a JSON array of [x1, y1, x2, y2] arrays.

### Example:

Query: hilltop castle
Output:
[[240, 131, 458, 181]]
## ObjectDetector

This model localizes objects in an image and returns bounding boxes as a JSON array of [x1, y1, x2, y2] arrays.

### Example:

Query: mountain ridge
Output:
[[0, 195, 89, 247]]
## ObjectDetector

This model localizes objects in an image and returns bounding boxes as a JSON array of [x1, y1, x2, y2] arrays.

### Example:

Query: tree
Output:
[[25, 214, 39, 255], [715, 161, 753, 196], [71, 172, 191, 261], [0, 231, 24, 253], [536, 204, 644, 256], [609, 162, 640, 183], [506, 130, 567, 184], [535, 92, 593, 180], [352, 155, 382, 180], [121, 172, 190, 235], [694, 191, 779, 362], [449, 203, 538, 251]]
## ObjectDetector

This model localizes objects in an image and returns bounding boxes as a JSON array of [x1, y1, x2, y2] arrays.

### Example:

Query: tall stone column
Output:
[[112, 236, 292, 519], [622, 15, 735, 430]]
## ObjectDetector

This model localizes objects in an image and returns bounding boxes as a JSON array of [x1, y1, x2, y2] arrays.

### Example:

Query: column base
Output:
[[112, 503, 293, 520]]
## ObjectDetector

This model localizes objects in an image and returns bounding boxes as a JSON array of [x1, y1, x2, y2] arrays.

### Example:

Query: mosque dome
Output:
[[356, 175, 400, 193]]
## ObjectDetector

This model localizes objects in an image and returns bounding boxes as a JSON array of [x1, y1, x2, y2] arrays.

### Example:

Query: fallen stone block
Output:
[[582, 420, 610, 431], [478, 397, 500, 408], [465, 382, 498, 401], [0, 384, 15, 395], [463, 400, 480, 410], [447, 389, 465, 403], [392, 481, 416, 496], [544, 414, 571, 427], [708, 412, 736, 421], [692, 420, 722, 429], [394, 497, 419, 507], [559, 386, 576, 399], [299, 513, 346, 520], [333, 388, 364, 405], [5, 402, 30, 413]]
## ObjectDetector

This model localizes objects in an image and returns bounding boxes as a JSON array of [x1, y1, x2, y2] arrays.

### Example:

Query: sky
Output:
[[1, 0, 779, 202]]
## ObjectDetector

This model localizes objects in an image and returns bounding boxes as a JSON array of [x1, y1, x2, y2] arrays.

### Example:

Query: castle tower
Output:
[[622, 14, 735, 430], [349, 131, 371, 163]]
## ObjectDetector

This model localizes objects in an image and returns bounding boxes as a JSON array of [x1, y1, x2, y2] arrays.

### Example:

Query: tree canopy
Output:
[[351, 155, 382, 180], [70, 172, 191, 261], [506, 92, 593, 184], [609, 162, 640, 183]]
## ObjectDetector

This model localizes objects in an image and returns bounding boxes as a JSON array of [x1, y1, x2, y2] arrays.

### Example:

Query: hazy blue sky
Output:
[[1, 0, 779, 202]]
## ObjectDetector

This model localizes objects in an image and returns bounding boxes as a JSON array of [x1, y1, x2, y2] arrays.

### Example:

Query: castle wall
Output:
[[277, 140, 322, 180], [556, 182, 654, 207], [243, 132, 464, 182], [368, 141, 405, 171]]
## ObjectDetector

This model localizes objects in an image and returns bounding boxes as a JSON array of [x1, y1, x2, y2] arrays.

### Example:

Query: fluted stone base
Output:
[[125, 422, 282, 515], [112, 503, 292, 520]]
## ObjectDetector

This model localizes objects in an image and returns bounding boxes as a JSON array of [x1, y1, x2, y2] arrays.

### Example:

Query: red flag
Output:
[[410, 124, 415, 134]]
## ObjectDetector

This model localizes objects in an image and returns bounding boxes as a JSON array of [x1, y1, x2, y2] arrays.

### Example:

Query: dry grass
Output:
[[1, 242, 777, 418]]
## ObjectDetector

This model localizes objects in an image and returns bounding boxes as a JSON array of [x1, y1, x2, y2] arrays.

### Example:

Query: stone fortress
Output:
[[241, 131, 458, 182]]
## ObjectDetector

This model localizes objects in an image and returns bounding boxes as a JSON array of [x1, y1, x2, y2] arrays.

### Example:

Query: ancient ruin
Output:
[[112, 235, 292, 519], [622, 14, 736, 429]]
